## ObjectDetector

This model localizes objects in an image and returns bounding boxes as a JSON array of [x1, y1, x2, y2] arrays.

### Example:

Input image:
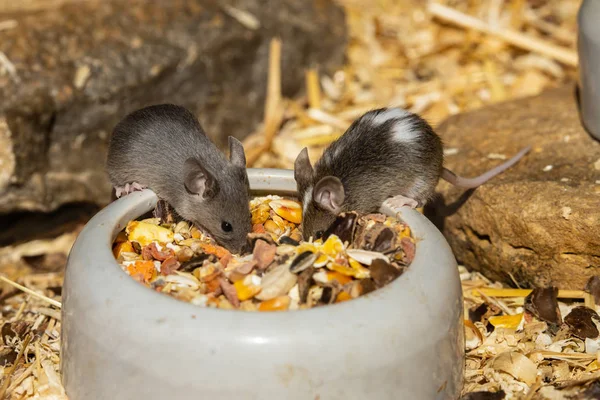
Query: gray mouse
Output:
[[294, 107, 531, 241], [106, 104, 252, 254]]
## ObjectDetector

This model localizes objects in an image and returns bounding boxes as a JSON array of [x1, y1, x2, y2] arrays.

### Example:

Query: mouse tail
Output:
[[441, 145, 532, 189]]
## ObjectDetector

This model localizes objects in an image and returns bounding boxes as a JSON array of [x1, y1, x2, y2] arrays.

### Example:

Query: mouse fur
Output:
[[106, 104, 252, 253], [295, 107, 443, 241]]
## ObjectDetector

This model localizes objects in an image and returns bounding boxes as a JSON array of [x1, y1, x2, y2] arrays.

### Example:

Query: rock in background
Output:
[[432, 84, 600, 290], [0, 0, 347, 213]]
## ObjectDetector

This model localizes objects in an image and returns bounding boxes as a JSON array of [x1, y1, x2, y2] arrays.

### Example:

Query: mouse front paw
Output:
[[114, 182, 147, 198], [383, 194, 419, 210]]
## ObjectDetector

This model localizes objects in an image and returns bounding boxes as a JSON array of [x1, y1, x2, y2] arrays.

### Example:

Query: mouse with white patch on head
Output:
[[106, 104, 252, 254], [294, 107, 531, 241]]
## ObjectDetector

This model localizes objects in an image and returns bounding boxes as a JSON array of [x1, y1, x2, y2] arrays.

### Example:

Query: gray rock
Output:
[[430, 84, 600, 290], [0, 0, 347, 213]]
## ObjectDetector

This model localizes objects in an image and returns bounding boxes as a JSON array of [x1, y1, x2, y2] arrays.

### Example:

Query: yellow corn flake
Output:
[[313, 253, 329, 267], [193, 264, 218, 281], [251, 203, 271, 225], [399, 225, 412, 238], [348, 258, 371, 279], [126, 221, 174, 247], [268, 199, 303, 224], [321, 235, 344, 256], [113, 241, 134, 259], [488, 313, 523, 329], [190, 226, 203, 239], [296, 242, 318, 254], [234, 277, 262, 301], [335, 291, 352, 303], [264, 220, 283, 236], [271, 214, 291, 231], [325, 271, 353, 285], [329, 262, 356, 277]]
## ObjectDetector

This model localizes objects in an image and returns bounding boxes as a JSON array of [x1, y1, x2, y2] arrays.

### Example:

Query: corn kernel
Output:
[[258, 296, 291, 311], [335, 291, 352, 303], [322, 235, 344, 256], [264, 220, 283, 236], [314, 269, 353, 285], [348, 258, 371, 279], [269, 199, 302, 224], [234, 279, 262, 301], [113, 241, 134, 259], [190, 226, 202, 239], [326, 271, 353, 285], [251, 203, 271, 225], [329, 262, 357, 278]]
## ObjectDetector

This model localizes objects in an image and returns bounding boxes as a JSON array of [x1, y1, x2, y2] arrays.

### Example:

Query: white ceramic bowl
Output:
[[61, 168, 464, 400]]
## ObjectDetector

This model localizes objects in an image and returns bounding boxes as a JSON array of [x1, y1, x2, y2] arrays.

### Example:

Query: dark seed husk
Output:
[[131, 241, 142, 253], [564, 306, 600, 339], [524, 287, 562, 326], [297, 267, 315, 303], [469, 303, 502, 325], [371, 227, 396, 253], [279, 236, 300, 246], [179, 254, 215, 272], [321, 286, 334, 304], [290, 251, 318, 274], [370, 259, 402, 287], [323, 212, 358, 244], [355, 223, 385, 250], [325, 285, 341, 305], [359, 278, 377, 295], [0, 347, 17, 367]]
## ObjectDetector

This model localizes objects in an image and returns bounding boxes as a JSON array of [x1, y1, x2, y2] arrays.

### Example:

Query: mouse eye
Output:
[[221, 221, 233, 233], [315, 230, 324, 240]]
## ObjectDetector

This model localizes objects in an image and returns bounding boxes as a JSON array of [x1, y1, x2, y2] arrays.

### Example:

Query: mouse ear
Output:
[[228, 136, 246, 168], [183, 158, 219, 199], [294, 148, 313, 186], [313, 176, 344, 213]]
